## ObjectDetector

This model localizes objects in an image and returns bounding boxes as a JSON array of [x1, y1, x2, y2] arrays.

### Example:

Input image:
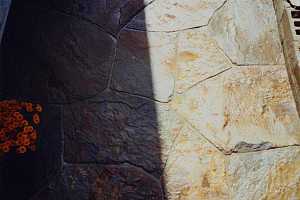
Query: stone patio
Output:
[[1, 0, 300, 199]]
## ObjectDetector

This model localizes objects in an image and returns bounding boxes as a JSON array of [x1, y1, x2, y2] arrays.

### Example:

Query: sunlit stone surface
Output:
[[2, 0, 300, 199], [209, 0, 284, 65]]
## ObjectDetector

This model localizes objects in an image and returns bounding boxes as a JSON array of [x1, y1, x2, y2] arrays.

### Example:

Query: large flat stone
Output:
[[63, 91, 183, 178], [2, 5, 116, 103], [47, 0, 154, 34], [127, 0, 226, 31], [163, 121, 300, 200], [31, 164, 163, 200], [171, 65, 300, 153], [208, 0, 284, 65], [175, 27, 233, 93]]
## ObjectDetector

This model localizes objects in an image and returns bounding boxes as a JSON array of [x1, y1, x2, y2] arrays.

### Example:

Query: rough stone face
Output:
[[127, 0, 227, 31], [111, 29, 176, 102], [163, 123, 229, 200], [2, 4, 116, 103], [209, 0, 284, 65], [171, 65, 300, 153], [227, 147, 300, 200], [31, 164, 164, 200], [3, 0, 300, 199], [163, 121, 300, 200], [63, 91, 183, 178], [45, 0, 154, 34], [175, 27, 233, 93]]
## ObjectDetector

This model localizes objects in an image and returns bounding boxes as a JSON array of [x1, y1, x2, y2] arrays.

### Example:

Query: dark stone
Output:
[[48, 0, 152, 34], [63, 93, 163, 178], [31, 164, 163, 200], [2, 4, 116, 103]]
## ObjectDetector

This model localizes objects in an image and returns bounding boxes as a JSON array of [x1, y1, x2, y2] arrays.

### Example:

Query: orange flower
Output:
[[21, 120, 29, 126], [30, 131, 38, 140], [23, 126, 33, 133], [35, 104, 42, 112], [2, 145, 10, 153], [17, 146, 27, 154], [33, 114, 40, 124], [23, 139, 30, 146]]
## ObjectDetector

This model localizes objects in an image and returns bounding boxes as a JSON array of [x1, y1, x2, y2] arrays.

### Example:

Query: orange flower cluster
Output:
[[0, 100, 42, 154]]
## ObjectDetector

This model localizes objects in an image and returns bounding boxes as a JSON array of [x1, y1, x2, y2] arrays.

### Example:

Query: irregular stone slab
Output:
[[164, 121, 300, 200], [31, 164, 163, 200], [63, 92, 183, 178], [1, 5, 116, 103], [170, 65, 300, 153], [111, 29, 176, 102], [47, 0, 154, 34], [175, 27, 232, 93], [209, 0, 284, 65], [164, 123, 229, 200], [227, 147, 300, 200], [127, 0, 226, 31]]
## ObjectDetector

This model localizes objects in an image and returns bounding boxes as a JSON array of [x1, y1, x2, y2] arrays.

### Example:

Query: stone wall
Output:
[[1, 0, 300, 200]]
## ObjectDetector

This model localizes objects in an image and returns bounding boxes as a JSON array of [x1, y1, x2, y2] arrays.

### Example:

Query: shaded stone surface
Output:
[[31, 164, 163, 200], [63, 91, 182, 179], [0, 0, 11, 42], [2, 3, 116, 103], [2, 0, 300, 199], [1, 105, 62, 200], [111, 28, 176, 102]]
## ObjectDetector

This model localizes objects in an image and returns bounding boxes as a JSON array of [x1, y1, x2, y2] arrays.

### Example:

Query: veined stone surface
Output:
[[170, 65, 300, 153], [3, 0, 300, 199], [209, 0, 285, 65], [128, 0, 227, 31], [164, 121, 300, 200]]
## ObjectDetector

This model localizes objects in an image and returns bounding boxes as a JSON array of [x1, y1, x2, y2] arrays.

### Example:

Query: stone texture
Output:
[[2, 4, 116, 103], [209, 0, 284, 65], [3, 0, 300, 199], [171, 65, 300, 153], [45, 0, 154, 34], [127, 0, 227, 31], [163, 121, 300, 200], [175, 27, 233, 93], [163, 123, 229, 200], [63, 91, 183, 178], [111, 28, 176, 102], [31, 164, 163, 200]]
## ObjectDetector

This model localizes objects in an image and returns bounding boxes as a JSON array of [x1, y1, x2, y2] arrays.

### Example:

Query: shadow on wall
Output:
[[1, 0, 167, 200]]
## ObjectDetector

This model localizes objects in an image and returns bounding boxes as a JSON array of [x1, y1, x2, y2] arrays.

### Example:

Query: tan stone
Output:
[[127, 0, 226, 31], [175, 27, 233, 93], [163, 121, 300, 200], [170, 65, 300, 152], [209, 0, 284, 65]]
